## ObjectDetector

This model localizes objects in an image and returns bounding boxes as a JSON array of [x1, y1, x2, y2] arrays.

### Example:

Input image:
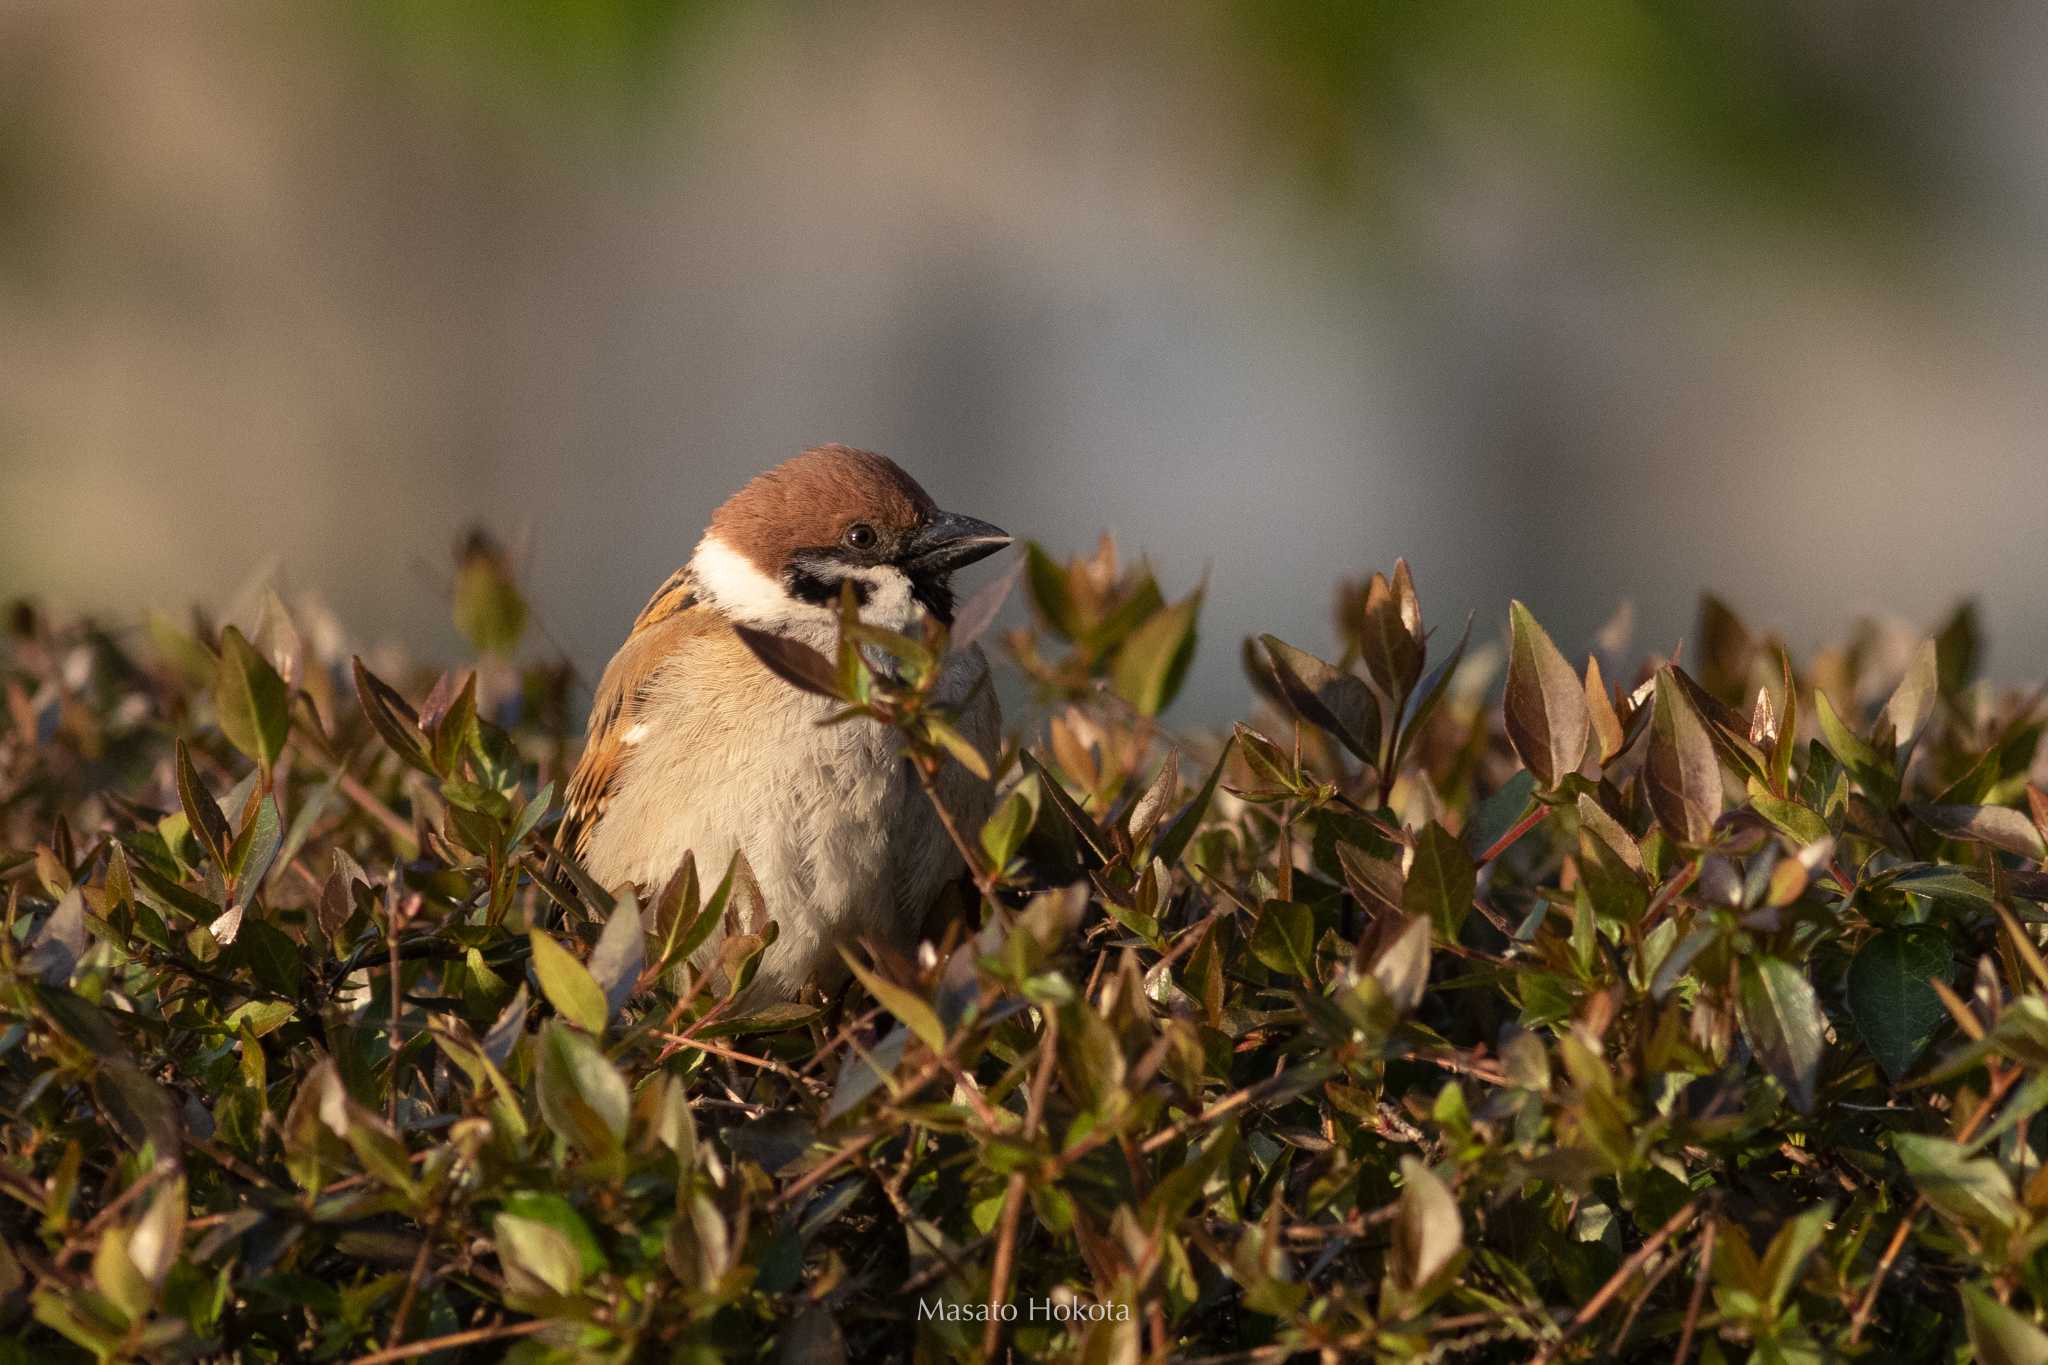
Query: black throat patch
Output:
[[910, 573, 954, 624]]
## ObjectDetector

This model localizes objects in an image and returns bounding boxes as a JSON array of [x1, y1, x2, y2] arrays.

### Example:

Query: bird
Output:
[[559, 445, 1011, 1002]]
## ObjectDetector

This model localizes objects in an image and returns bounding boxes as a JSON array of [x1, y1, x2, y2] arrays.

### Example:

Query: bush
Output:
[[2, 538, 2046, 1362]]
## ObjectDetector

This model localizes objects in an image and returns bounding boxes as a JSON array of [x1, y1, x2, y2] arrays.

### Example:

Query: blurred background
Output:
[[4, 0, 2044, 720]]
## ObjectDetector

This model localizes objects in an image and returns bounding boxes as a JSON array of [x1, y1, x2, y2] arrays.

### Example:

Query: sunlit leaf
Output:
[[1646, 667, 1722, 846], [215, 626, 290, 770], [1503, 601, 1589, 790], [529, 930, 608, 1035]]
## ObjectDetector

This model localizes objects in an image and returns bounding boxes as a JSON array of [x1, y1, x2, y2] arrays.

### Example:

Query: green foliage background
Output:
[[3, 537, 2048, 1362]]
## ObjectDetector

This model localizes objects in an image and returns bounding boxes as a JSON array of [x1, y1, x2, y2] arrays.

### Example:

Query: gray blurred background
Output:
[[4, 0, 2044, 719]]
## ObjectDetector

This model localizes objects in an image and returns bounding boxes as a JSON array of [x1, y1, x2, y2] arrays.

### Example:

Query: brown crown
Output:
[[708, 444, 937, 571]]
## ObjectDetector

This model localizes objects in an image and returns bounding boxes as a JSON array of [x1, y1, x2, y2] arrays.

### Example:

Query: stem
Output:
[[910, 750, 997, 899], [1672, 1216, 1717, 1364], [1480, 802, 1547, 865]]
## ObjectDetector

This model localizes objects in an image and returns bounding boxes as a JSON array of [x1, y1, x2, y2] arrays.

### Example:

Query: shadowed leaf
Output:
[[1402, 822, 1475, 942], [1848, 926, 1950, 1081], [734, 625, 844, 699], [1737, 956, 1827, 1113], [1260, 635, 1379, 762]]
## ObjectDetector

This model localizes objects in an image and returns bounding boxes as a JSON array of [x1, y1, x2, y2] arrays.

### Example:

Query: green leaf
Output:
[[1395, 613, 1472, 772], [1737, 956, 1827, 1113], [585, 891, 644, 1025], [214, 626, 290, 770], [979, 774, 1040, 870], [1402, 822, 1476, 942], [1935, 718, 2044, 807], [534, 1021, 629, 1162], [430, 672, 480, 778], [1250, 901, 1315, 980], [840, 953, 946, 1051], [1155, 735, 1234, 868], [499, 1192, 606, 1277], [493, 1212, 583, 1300], [1646, 667, 1723, 846], [453, 536, 529, 656], [1023, 541, 1083, 639], [1503, 601, 1589, 789], [225, 794, 283, 893], [924, 715, 991, 780], [1964, 1283, 2048, 1365], [1749, 790, 1830, 846], [352, 658, 436, 775], [1575, 795, 1647, 925], [528, 931, 608, 1034], [174, 738, 233, 872], [1110, 590, 1201, 716], [238, 918, 302, 998], [1895, 1134, 2019, 1234], [1020, 751, 1113, 865], [1888, 864, 1998, 909], [1464, 770, 1537, 861], [1847, 926, 1950, 1081], [1759, 1203, 1832, 1311], [225, 999, 295, 1038], [1814, 688, 1895, 806], [1391, 1156, 1463, 1298]]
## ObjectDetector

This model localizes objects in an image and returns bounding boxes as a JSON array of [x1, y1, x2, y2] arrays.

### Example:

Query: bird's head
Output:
[[689, 445, 1010, 637]]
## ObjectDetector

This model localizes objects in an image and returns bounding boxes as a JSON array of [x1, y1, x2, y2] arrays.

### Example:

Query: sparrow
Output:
[[560, 445, 1011, 1001]]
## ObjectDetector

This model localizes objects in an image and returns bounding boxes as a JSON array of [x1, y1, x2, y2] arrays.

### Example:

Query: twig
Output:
[[652, 1030, 817, 1088], [384, 1219, 436, 1352], [335, 769, 418, 855], [982, 1010, 1059, 1361], [1532, 1198, 1700, 1364], [345, 1317, 547, 1364], [1848, 1061, 2019, 1342], [58, 1163, 176, 1263], [1673, 1216, 1716, 1364], [1609, 1229, 1685, 1354]]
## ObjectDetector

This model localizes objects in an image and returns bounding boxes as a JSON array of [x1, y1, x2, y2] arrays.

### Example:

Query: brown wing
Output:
[[558, 566, 709, 866]]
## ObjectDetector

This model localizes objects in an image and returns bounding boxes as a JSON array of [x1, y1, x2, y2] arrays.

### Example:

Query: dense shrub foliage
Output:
[[3, 538, 2048, 1363]]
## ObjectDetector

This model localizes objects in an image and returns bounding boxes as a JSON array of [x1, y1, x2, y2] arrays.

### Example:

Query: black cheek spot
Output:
[[787, 565, 868, 608]]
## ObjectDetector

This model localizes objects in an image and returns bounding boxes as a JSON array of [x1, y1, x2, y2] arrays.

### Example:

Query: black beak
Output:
[[902, 509, 1011, 575]]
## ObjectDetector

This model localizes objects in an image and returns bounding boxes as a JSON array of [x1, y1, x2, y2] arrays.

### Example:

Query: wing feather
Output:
[[558, 567, 710, 865]]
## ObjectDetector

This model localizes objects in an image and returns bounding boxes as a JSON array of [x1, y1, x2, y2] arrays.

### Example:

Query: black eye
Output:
[[842, 523, 878, 550]]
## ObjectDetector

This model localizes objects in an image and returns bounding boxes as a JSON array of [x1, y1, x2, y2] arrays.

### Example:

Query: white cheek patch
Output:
[[846, 566, 919, 633], [690, 534, 833, 633], [621, 722, 651, 745], [690, 534, 925, 651]]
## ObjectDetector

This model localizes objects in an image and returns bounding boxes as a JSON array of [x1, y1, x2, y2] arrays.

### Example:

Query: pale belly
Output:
[[579, 666, 984, 1001]]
